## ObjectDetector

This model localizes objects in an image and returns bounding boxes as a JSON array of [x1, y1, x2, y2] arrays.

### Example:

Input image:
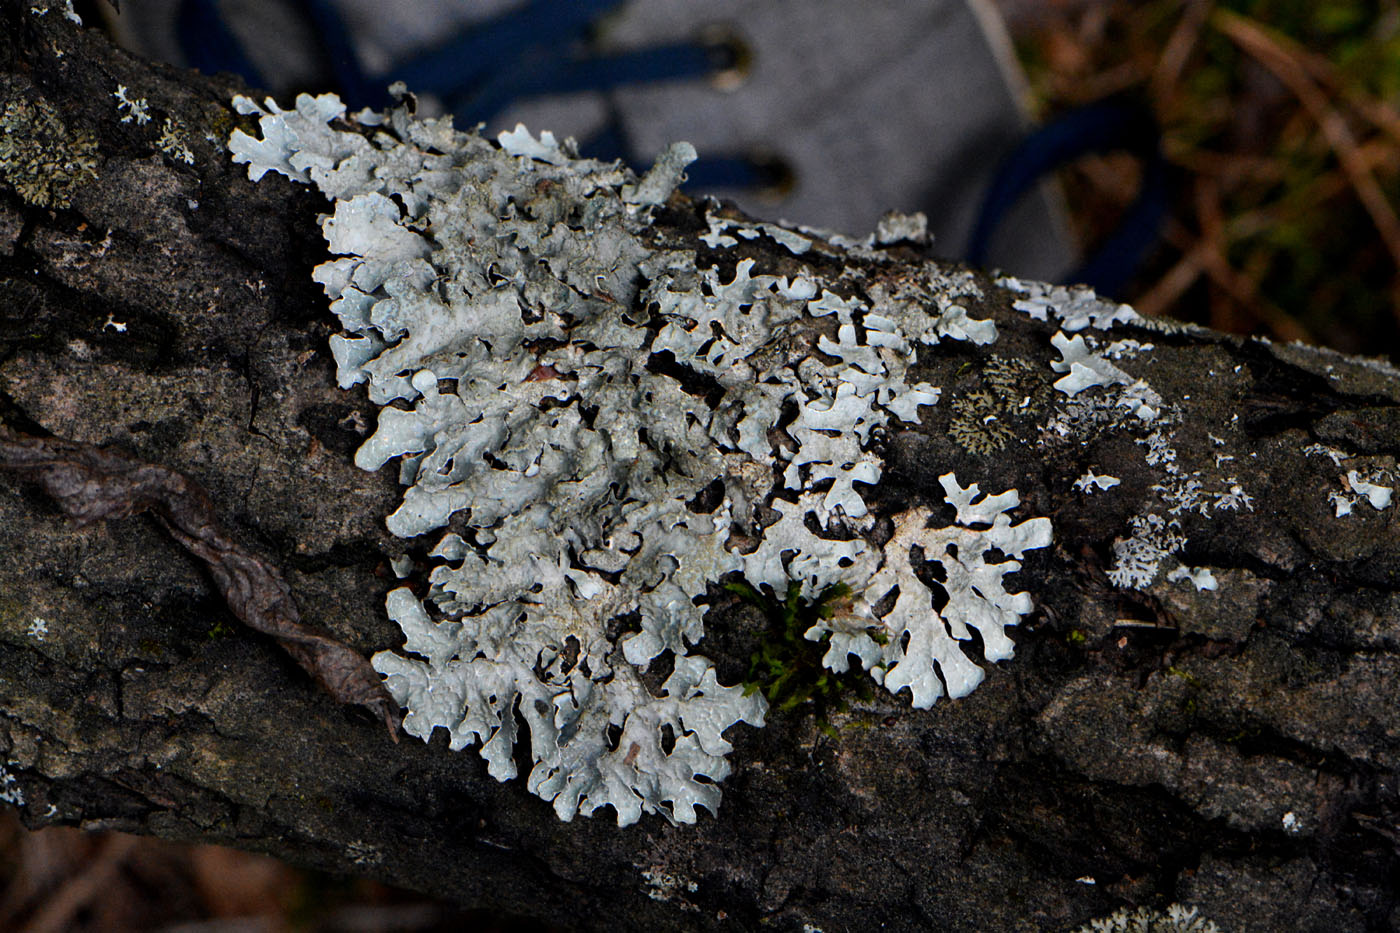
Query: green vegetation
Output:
[[206, 615, 235, 640], [727, 578, 886, 735], [1011, 0, 1400, 355]]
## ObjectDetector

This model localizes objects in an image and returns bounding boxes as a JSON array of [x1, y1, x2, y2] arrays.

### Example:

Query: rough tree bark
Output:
[[1, 7, 1398, 932]]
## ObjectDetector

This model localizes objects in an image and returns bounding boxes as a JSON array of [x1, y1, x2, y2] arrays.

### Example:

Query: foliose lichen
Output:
[[1331, 468, 1394, 516], [949, 355, 1047, 456], [950, 390, 1015, 455], [0, 92, 98, 208], [1072, 903, 1221, 933], [0, 763, 24, 807], [230, 89, 1053, 825], [1074, 471, 1120, 494], [112, 84, 151, 125], [1000, 276, 1140, 332], [1110, 510, 1198, 590], [1009, 285, 1263, 598]]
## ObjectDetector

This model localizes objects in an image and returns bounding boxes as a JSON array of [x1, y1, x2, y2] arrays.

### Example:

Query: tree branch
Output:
[[0, 6, 1397, 932]]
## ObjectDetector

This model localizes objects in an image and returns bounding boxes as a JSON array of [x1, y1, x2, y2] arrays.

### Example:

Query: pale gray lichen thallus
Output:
[[229, 89, 1053, 826]]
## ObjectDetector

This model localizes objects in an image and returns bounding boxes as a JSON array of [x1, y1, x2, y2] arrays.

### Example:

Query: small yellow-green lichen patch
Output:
[[950, 390, 1014, 455], [983, 354, 1043, 409], [0, 95, 98, 208], [949, 355, 1049, 455]]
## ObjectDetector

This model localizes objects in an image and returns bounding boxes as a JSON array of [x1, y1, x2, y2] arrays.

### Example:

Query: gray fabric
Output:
[[110, 0, 1074, 279]]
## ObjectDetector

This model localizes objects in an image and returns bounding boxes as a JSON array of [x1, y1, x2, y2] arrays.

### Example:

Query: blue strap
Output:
[[179, 0, 776, 198], [176, 0, 266, 88], [968, 98, 1167, 297], [456, 41, 724, 124], [389, 0, 625, 105]]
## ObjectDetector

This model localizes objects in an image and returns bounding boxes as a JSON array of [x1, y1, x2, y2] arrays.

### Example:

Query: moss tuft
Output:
[[729, 578, 884, 735]]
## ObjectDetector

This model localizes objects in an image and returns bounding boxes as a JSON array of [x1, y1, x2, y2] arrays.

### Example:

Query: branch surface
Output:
[[0, 7, 1397, 932]]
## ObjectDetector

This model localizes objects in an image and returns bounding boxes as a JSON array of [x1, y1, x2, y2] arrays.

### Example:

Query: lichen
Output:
[[700, 208, 814, 255], [1107, 513, 1186, 589], [156, 117, 195, 165], [27, 0, 81, 25], [950, 390, 1015, 455], [229, 89, 1053, 825], [949, 355, 1047, 456], [0, 93, 98, 208], [112, 84, 151, 125], [999, 276, 1140, 332], [983, 354, 1043, 404], [1167, 565, 1218, 591], [0, 763, 24, 807], [1050, 330, 1134, 397], [873, 210, 930, 247], [1331, 468, 1395, 516], [640, 867, 699, 907], [804, 473, 1052, 707], [1074, 470, 1120, 494], [1073, 903, 1221, 933]]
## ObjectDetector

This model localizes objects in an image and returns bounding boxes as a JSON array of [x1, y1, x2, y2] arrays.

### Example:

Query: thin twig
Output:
[[1194, 175, 1240, 333], [19, 833, 138, 933], [1135, 241, 1205, 319], [1151, 0, 1210, 114], [1221, 6, 1400, 151], [1162, 219, 1313, 342], [1215, 8, 1400, 326]]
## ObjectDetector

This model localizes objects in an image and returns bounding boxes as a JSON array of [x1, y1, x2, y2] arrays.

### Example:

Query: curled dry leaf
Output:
[[0, 425, 400, 739]]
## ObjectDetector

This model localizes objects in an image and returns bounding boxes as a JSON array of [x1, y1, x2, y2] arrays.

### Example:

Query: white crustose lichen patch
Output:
[[230, 90, 1052, 825]]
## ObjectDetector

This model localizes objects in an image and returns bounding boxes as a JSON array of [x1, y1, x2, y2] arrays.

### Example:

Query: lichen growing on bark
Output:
[[0, 91, 97, 208], [230, 89, 1054, 825]]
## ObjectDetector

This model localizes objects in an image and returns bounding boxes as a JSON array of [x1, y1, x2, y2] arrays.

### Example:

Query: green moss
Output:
[[206, 616, 235, 640], [1166, 665, 1202, 689], [0, 94, 98, 208], [728, 578, 884, 735]]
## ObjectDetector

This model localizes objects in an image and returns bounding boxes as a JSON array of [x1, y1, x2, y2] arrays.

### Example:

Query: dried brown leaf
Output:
[[0, 426, 400, 740]]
